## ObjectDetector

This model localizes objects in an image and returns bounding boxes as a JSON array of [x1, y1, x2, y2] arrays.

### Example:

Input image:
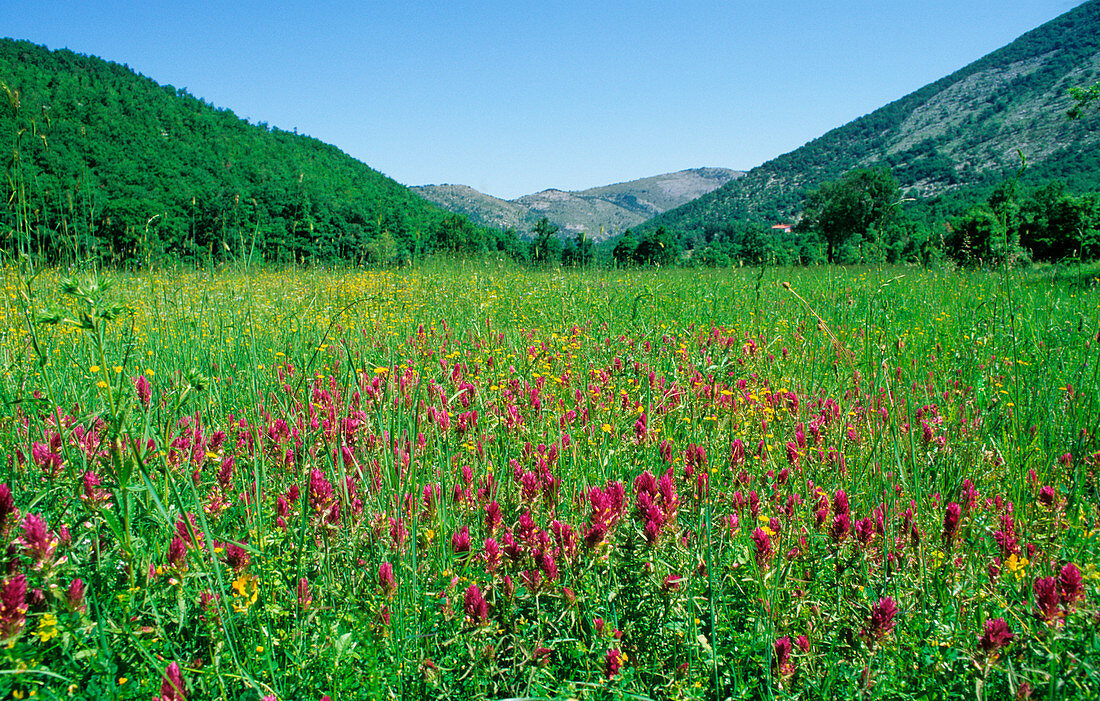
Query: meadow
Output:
[[0, 260, 1097, 700]]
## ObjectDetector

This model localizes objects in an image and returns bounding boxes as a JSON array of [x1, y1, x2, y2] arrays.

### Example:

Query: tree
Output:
[[797, 168, 900, 263], [633, 226, 678, 266], [1068, 83, 1099, 121], [529, 217, 560, 265], [613, 230, 638, 265]]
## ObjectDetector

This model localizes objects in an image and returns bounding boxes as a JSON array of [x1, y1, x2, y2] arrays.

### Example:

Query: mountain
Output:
[[0, 39, 515, 264], [414, 167, 743, 241], [640, 0, 1100, 237]]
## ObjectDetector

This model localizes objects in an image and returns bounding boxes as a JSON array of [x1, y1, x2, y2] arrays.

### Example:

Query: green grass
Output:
[[0, 260, 1097, 700]]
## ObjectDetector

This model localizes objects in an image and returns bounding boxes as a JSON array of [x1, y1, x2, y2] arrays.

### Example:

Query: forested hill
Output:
[[639, 0, 1100, 237], [0, 39, 515, 265]]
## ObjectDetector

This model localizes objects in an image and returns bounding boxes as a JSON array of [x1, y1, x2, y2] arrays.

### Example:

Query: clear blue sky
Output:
[[2, 0, 1088, 199]]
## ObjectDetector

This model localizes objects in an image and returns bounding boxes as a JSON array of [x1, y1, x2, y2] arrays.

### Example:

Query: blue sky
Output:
[[2, 0, 1087, 199]]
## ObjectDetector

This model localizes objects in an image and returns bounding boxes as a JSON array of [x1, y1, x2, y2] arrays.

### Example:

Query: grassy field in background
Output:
[[0, 261, 1097, 700]]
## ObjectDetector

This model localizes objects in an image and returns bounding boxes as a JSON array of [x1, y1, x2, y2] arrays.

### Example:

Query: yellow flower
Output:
[[1005, 553, 1028, 580], [231, 572, 259, 612], [34, 613, 58, 643]]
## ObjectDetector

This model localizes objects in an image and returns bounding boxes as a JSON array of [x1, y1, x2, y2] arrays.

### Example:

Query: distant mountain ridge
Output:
[[639, 0, 1100, 237], [414, 167, 743, 241]]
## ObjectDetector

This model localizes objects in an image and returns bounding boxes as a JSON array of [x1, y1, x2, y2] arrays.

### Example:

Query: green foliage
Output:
[[612, 226, 679, 266], [529, 217, 562, 265], [0, 39, 513, 267], [797, 168, 901, 263], [1068, 82, 1100, 120]]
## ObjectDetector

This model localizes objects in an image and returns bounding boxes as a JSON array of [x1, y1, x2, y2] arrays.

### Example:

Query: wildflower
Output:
[[485, 500, 502, 535], [0, 484, 17, 537], [389, 517, 407, 551], [379, 562, 397, 597], [942, 502, 961, 548], [1058, 563, 1084, 613], [993, 513, 1020, 558], [275, 495, 290, 529], [662, 574, 682, 592], [855, 517, 874, 547], [158, 662, 186, 701], [795, 634, 810, 652], [751, 527, 772, 568], [309, 469, 338, 527], [500, 574, 515, 600], [81, 471, 112, 509], [0, 574, 27, 640], [773, 636, 794, 677], [451, 525, 472, 557], [1033, 576, 1059, 622], [174, 513, 203, 548], [34, 611, 58, 643], [977, 617, 1014, 655], [1038, 485, 1057, 508], [167, 536, 188, 571], [861, 597, 898, 643], [463, 583, 488, 626], [533, 646, 552, 666], [297, 577, 312, 611], [521, 568, 543, 594], [230, 572, 259, 613], [960, 479, 978, 513], [67, 578, 86, 613], [223, 542, 250, 571], [134, 375, 152, 409], [605, 647, 624, 679], [829, 513, 851, 543], [18, 513, 58, 571]]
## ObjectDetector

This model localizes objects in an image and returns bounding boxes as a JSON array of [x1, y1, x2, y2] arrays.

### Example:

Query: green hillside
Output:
[[0, 39, 516, 265], [641, 0, 1100, 241]]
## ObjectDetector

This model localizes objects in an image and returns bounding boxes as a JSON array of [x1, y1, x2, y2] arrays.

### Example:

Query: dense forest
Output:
[[0, 39, 519, 266]]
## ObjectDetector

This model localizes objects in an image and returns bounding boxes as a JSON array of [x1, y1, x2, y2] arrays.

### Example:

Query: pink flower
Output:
[[463, 583, 488, 626], [1034, 576, 1060, 622], [134, 374, 152, 409], [158, 661, 186, 701], [0, 484, 16, 536], [18, 513, 58, 570], [774, 636, 794, 676], [855, 517, 874, 547], [829, 513, 851, 543], [942, 502, 961, 547], [451, 525, 472, 556], [379, 562, 396, 597], [67, 578, 86, 613], [297, 577, 312, 611], [1038, 485, 1057, 507], [861, 597, 898, 643], [223, 542, 250, 571], [1059, 563, 1084, 613], [977, 617, 1014, 654], [605, 648, 624, 679], [533, 646, 552, 666], [751, 528, 772, 567], [0, 574, 27, 639]]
